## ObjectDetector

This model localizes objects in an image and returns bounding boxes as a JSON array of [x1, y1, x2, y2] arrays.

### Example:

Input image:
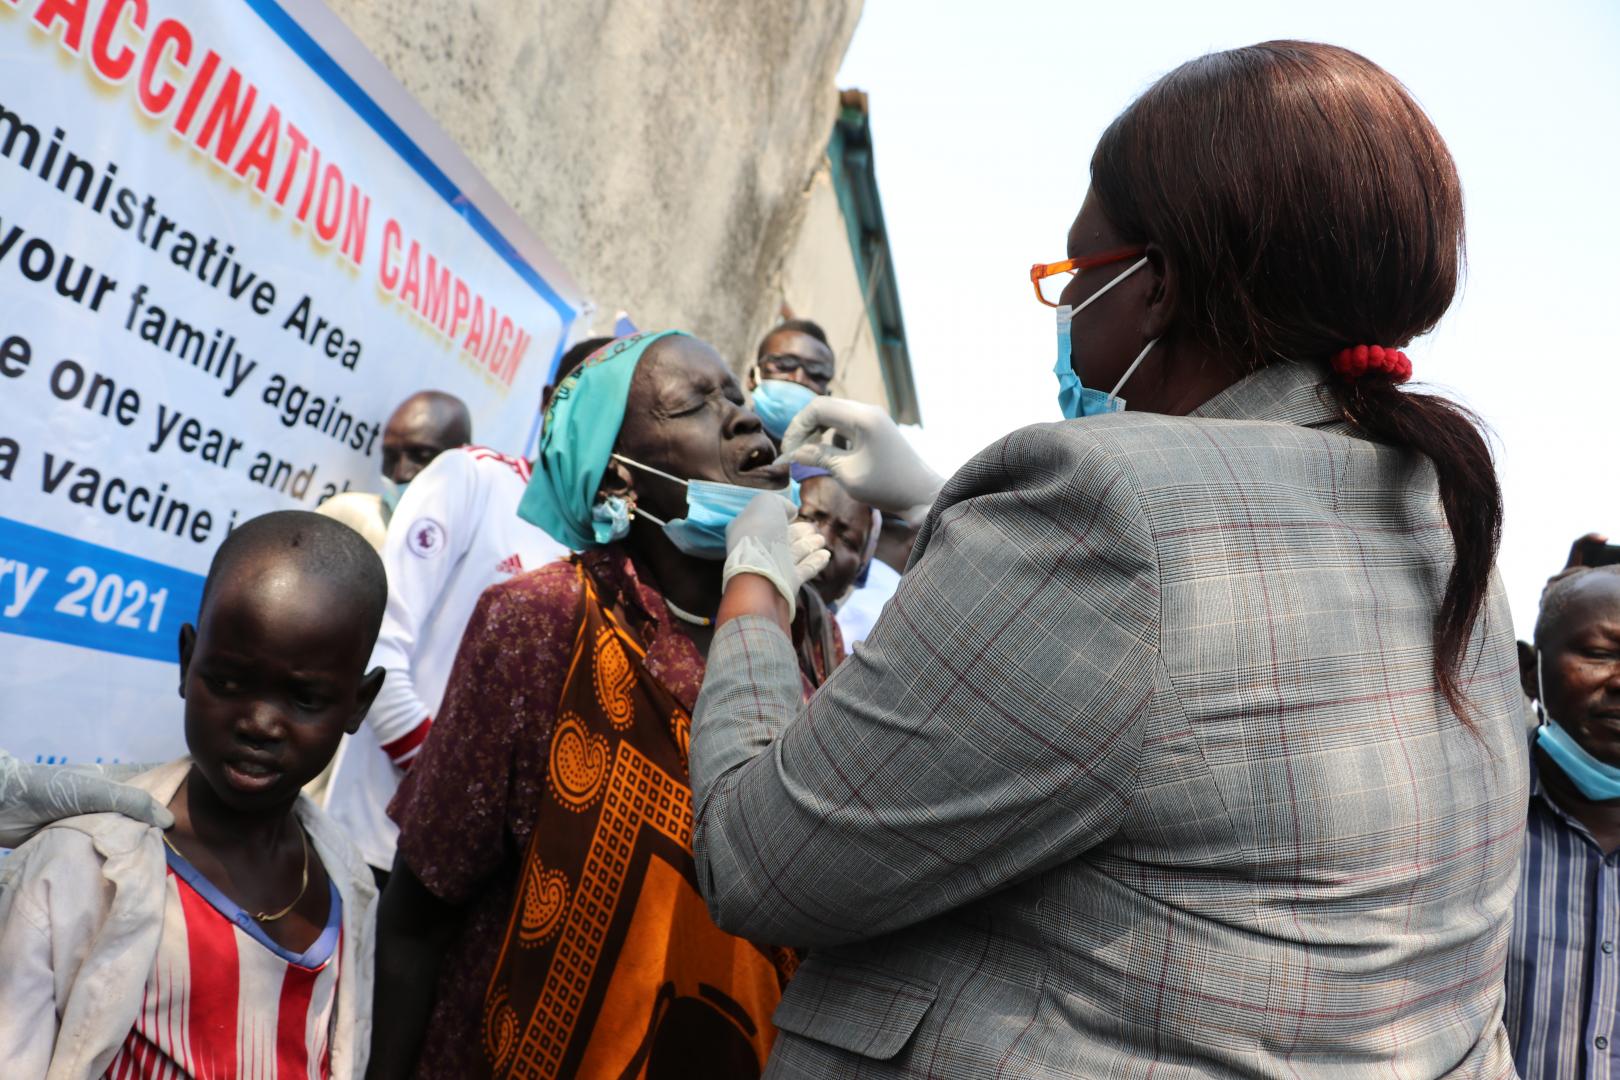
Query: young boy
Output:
[[0, 511, 386, 1078]]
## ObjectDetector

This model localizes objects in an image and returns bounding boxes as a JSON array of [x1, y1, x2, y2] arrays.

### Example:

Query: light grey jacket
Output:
[[0, 759, 377, 1079], [691, 362, 1527, 1079]]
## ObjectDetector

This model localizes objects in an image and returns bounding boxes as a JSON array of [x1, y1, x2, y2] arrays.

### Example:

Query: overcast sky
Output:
[[836, 0, 1619, 637]]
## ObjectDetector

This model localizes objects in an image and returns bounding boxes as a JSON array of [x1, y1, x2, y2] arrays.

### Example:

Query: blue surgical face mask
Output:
[[612, 453, 798, 560], [380, 477, 407, 513], [1535, 651, 1620, 800], [752, 376, 819, 440], [1054, 255, 1158, 420]]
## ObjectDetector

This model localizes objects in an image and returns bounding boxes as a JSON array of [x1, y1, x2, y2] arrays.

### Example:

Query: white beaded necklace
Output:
[[662, 597, 714, 627]]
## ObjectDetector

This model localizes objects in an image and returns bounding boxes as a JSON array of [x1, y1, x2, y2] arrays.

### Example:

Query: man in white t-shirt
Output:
[[323, 445, 568, 880], [316, 391, 473, 551]]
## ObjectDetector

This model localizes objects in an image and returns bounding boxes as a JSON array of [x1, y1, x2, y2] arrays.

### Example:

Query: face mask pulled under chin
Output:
[[1535, 651, 1620, 800], [1053, 255, 1157, 421], [609, 453, 798, 560]]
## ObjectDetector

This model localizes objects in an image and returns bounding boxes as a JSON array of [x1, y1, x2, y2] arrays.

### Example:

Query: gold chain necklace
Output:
[[162, 825, 310, 923]]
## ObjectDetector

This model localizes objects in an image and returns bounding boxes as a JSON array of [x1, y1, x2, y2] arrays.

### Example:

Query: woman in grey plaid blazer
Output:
[[691, 41, 1526, 1079]]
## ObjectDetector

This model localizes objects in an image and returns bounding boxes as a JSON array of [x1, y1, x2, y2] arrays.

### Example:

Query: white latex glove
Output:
[[0, 749, 171, 848], [722, 492, 831, 621], [778, 397, 945, 523]]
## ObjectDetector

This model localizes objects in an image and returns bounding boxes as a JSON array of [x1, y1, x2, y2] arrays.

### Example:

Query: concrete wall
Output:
[[325, 0, 863, 374]]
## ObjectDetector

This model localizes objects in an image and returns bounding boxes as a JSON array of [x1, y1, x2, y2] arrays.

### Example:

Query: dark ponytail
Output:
[[1332, 379, 1502, 718], [1090, 40, 1502, 721]]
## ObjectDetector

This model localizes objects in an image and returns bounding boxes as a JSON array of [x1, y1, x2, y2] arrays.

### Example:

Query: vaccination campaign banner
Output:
[[0, 0, 585, 765]]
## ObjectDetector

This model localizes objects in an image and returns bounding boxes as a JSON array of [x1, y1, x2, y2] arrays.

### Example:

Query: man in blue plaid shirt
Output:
[[1508, 562, 1620, 1079]]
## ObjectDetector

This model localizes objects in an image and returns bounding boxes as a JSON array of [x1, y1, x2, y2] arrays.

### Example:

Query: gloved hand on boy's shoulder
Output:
[[0, 749, 170, 848]]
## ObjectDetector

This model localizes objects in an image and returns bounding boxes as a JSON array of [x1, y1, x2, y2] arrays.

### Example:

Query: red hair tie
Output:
[[1331, 344, 1412, 384]]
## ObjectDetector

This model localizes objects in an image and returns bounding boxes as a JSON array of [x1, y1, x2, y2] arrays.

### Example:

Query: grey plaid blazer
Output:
[[691, 360, 1527, 1079]]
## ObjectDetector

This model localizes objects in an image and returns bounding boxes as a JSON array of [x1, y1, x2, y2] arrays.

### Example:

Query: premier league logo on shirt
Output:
[[407, 518, 447, 559]]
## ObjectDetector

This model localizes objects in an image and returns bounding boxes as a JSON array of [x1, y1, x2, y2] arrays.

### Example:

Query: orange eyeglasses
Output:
[[1029, 246, 1148, 307]]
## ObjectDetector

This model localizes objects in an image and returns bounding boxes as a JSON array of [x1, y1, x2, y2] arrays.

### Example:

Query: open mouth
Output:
[[222, 758, 283, 794], [738, 443, 789, 486]]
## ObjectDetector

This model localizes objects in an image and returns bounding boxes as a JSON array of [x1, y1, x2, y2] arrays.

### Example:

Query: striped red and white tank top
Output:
[[102, 845, 343, 1079]]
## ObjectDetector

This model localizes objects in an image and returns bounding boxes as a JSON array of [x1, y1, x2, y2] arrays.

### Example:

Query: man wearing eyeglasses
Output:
[[755, 318, 835, 394], [748, 319, 837, 441]]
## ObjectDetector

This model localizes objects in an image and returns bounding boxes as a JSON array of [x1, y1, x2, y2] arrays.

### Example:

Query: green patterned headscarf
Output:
[[517, 331, 686, 550]]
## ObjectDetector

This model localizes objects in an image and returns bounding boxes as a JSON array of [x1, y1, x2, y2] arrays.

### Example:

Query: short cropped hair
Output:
[[757, 318, 830, 359], [1534, 565, 1620, 648], [200, 510, 388, 639]]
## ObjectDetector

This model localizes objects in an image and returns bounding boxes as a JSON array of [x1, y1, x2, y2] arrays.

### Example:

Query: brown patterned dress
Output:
[[389, 546, 835, 1079]]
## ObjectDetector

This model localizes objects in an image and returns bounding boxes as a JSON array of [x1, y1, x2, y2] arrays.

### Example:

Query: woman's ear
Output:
[[1141, 242, 1178, 341], [597, 457, 634, 502]]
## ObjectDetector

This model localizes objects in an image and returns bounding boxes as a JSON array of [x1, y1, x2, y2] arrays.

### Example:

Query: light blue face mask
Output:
[[611, 453, 798, 560], [1535, 652, 1620, 800], [380, 477, 407, 514], [751, 376, 819, 440], [591, 494, 633, 544], [1054, 255, 1157, 420]]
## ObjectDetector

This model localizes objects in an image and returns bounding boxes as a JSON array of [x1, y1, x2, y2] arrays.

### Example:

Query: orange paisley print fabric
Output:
[[479, 564, 793, 1079], [389, 547, 829, 1080], [545, 713, 610, 813]]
